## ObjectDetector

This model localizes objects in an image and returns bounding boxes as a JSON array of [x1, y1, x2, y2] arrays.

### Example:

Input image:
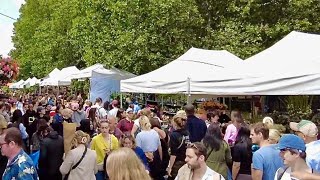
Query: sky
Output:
[[0, 0, 25, 57]]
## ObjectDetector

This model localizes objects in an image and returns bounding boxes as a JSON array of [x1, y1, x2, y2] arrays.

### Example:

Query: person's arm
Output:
[[59, 151, 74, 175], [90, 138, 96, 150], [225, 143, 232, 166], [291, 171, 320, 180], [251, 152, 264, 180], [155, 128, 166, 139], [252, 169, 263, 180], [39, 140, 47, 169], [223, 126, 231, 143], [167, 155, 177, 177], [131, 124, 138, 137], [232, 162, 240, 180], [158, 143, 163, 161]]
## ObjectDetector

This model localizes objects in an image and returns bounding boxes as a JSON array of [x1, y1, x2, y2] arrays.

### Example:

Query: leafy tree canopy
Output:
[[11, 0, 320, 79]]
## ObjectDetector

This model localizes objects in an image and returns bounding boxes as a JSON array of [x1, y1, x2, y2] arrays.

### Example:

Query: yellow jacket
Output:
[[91, 134, 119, 164]]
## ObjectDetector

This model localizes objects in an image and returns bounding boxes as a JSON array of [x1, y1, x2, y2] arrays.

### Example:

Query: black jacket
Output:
[[39, 131, 64, 178]]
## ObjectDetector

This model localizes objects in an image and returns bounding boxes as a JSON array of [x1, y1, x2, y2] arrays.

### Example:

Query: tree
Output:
[[11, 0, 320, 78]]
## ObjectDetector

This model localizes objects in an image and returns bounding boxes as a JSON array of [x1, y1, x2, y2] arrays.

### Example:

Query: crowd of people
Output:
[[0, 92, 319, 180]]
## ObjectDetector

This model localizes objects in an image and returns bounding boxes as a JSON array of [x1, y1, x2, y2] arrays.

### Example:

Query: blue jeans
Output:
[[95, 171, 105, 180]]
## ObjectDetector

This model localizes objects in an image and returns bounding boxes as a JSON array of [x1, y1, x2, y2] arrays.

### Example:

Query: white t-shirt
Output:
[[175, 166, 225, 180], [306, 140, 320, 172], [91, 104, 107, 119], [274, 167, 299, 180], [108, 107, 118, 117]]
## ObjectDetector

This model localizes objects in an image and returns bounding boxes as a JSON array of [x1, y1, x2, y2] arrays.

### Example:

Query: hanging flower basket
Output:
[[0, 57, 19, 85]]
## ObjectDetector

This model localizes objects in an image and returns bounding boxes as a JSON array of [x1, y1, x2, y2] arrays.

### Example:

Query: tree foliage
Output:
[[11, 0, 320, 78]]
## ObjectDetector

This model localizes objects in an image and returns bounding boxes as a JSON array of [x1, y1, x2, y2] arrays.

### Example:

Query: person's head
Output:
[[268, 129, 281, 144], [0, 128, 23, 158], [184, 104, 195, 116], [203, 123, 222, 151], [72, 130, 91, 147], [235, 125, 252, 147], [172, 113, 187, 130], [106, 147, 151, 180], [262, 116, 274, 129], [289, 120, 318, 143], [207, 110, 219, 124], [250, 122, 269, 145], [28, 103, 34, 111], [0, 102, 5, 112], [0, 120, 7, 135], [278, 134, 306, 167], [111, 100, 119, 108], [79, 119, 93, 135], [107, 116, 117, 131], [125, 108, 134, 120], [88, 108, 97, 120], [23, 103, 28, 111], [71, 103, 79, 111], [120, 134, 136, 149], [139, 108, 152, 119], [37, 106, 46, 116], [12, 109, 23, 123], [95, 97, 102, 105], [61, 108, 73, 119], [149, 117, 161, 129], [185, 142, 207, 170], [139, 115, 151, 131], [103, 101, 110, 111], [99, 120, 109, 135], [231, 111, 243, 128]]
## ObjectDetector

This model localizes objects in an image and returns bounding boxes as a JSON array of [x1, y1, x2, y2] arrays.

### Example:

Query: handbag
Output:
[[64, 146, 88, 180]]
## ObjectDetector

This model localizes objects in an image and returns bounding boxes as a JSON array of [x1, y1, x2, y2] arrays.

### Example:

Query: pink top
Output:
[[223, 124, 238, 145]]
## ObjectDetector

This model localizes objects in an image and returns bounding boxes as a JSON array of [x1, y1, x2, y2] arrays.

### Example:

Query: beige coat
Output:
[[175, 164, 224, 180], [60, 145, 98, 180]]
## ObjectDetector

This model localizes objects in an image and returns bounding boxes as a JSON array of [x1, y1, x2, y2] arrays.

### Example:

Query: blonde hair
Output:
[[263, 117, 274, 129], [268, 129, 281, 144], [106, 147, 151, 180], [71, 130, 91, 148], [173, 114, 187, 129], [139, 116, 151, 130]]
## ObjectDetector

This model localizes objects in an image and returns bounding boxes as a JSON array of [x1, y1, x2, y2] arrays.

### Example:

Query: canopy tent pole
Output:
[[120, 93, 123, 108], [187, 77, 191, 105]]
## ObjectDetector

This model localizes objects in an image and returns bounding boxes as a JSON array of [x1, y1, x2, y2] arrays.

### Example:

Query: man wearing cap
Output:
[[290, 120, 320, 172], [275, 134, 314, 180]]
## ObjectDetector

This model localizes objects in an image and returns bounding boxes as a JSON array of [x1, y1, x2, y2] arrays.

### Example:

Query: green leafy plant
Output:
[[286, 96, 312, 121]]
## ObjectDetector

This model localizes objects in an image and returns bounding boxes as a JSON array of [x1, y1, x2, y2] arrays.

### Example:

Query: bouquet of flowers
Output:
[[0, 57, 19, 85]]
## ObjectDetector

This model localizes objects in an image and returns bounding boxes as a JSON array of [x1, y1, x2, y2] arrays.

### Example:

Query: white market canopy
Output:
[[236, 31, 320, 95], [41, 66, 80, 86], [9, 79, 25, 89], [68, 63, 104, 80], [121, 47, 247, 94], [190, 31, 320, 95]]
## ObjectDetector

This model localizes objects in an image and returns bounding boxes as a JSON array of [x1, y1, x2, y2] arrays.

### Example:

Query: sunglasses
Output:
[[187, 143, 199, 150]]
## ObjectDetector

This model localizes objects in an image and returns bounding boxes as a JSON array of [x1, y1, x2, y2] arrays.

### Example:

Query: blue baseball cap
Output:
[[277, 134, 306, 152]]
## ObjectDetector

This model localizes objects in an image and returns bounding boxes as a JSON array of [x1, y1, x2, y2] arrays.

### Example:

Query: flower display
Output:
[[0, 57, 19, 85], [199, 100, 227, 111]]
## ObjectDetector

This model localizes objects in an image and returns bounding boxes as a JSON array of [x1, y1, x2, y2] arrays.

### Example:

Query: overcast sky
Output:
[[0, 0, 25, 57]]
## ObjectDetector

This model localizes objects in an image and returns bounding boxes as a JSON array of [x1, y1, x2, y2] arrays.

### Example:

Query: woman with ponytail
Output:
[[60, 130, 98, 180]]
